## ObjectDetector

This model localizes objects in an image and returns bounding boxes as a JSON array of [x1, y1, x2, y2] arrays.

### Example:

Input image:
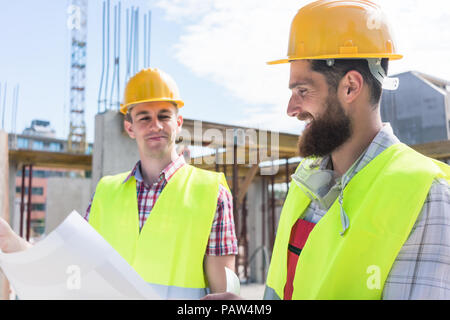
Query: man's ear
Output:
[[176, 114, 183, 134], [124, 119, 136, 139], [339, 70, 364, 104]]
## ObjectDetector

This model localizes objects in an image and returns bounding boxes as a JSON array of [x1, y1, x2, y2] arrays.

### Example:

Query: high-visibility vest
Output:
[[265, 143, 450, 300], [89, 164, 229, 299]]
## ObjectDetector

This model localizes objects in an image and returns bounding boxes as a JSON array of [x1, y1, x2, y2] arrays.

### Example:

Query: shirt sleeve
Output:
[[205, 184, 238, 256], [382, 178, 450, 299]]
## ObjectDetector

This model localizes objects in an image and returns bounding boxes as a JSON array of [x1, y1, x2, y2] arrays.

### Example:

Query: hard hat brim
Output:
[[120, 98, 184, 115], [267, 58, 289, 65], [267, 53, 403, 65]]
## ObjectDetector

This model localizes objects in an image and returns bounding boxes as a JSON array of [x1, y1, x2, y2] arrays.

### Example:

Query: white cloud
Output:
[[156, 0, 450, 133], [374, 0, 450, 78], [155, 0, 215, 22]]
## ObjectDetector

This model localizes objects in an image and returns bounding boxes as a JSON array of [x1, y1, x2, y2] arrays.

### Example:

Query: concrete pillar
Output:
[[0, 131, 10, 299], [246, 176, 266, 284], [0, 131, 9, 224], [246, 176, 283, 284], [7, 161, 17, 234], [92, 111, 139, 193], [45, 177, 92, 234]]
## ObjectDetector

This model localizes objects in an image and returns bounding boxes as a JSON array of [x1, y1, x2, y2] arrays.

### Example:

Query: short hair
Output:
[[124, 102, 179, 123], [124, 112, 132, 123], [310, 58, 389, 105]]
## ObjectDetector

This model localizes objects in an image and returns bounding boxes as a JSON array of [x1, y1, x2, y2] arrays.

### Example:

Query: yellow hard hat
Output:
[[268, 0, 402, 65], [120, 68, 184, 115]]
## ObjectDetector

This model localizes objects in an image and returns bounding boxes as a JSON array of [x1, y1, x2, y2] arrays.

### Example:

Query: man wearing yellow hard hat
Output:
[[205, 0, 450, 300], [0, 68, 238, 299], [85, 68, 238, 299]]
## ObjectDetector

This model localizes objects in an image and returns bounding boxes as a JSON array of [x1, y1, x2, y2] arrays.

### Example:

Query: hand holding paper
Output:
[[0, 211, 160, 300]]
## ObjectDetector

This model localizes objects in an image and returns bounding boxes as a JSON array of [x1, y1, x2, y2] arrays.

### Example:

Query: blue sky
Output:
[[0, 0, 252, 142], [1, 0, 450, 143]]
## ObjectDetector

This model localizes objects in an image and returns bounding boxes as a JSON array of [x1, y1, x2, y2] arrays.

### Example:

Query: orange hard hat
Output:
[[120, 68, 184, 115]]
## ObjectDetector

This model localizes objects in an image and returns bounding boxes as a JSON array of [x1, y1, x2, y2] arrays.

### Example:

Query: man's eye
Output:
[[139, 116, 150, 121], [297, 88, 307, 96], [159, 115, 170, 120]]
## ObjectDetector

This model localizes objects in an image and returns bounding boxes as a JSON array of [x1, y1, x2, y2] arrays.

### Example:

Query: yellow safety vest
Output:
[[265, 143, 450, 300], [89, 164, 229, 299]]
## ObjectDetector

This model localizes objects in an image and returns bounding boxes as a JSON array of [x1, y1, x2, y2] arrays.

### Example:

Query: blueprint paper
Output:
[[0, 211, 160, 300], [225, 267, 241, 295]]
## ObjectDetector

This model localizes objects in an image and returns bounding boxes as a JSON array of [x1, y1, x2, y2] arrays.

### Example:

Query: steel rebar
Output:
[[98, 1, 106, 113], [109, 4, 118, 109], [104, 0, 111, 110], [147, 10, 151, 67]]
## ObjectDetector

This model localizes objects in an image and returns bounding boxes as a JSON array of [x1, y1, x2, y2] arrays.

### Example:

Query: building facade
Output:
[[380, 71, 450, 145], [8, 120, 92, 238]]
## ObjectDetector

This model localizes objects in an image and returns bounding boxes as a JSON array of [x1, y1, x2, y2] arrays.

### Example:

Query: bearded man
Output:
[[204, 0, 450, 300]]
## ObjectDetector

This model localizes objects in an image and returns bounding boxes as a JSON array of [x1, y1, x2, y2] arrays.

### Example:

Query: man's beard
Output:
[[297, 94, 352, 158]]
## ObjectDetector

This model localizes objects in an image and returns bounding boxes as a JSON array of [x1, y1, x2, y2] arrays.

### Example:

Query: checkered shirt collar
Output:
[[123, 155, 186, 185]]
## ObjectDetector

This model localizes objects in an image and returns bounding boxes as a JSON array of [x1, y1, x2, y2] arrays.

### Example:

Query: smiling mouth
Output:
[[299, 113, 314, 129], [145, 135, 168, 141], [304, 118, 313, 129]]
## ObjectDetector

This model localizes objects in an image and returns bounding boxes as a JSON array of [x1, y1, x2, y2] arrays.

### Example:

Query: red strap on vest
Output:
[[284, 219, 316, 300]]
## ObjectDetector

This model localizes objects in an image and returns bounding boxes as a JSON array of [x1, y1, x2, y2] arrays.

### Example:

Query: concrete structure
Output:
[[245, 177, 283, 284], [381, 71, 450, 145], [1, 131, 10, 299], [7, 148, 92, 237], [22, 120, 56, 138], [7, 120, 92, 239], [45, 177, 92, 234], [7, 162, 17, 235], [91, 110, 139, 190], [245, 177, 266, 283], [9, 133, 92, 155], [11, 167, 90, 236]]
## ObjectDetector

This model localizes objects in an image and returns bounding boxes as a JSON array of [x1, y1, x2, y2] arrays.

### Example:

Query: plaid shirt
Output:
[[302, 123, 450, 299], [85, 155, 238, 256]]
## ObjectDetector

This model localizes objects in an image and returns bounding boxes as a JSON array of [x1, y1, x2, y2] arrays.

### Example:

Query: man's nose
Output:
[[287, 95, 301, 118], [149, 117, 163, 131]]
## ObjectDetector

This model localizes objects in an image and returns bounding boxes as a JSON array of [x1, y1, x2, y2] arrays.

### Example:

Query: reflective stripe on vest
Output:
[[89, 164, 229, 299], [265, 143, 450, 300], [263, 286, 281, 300]]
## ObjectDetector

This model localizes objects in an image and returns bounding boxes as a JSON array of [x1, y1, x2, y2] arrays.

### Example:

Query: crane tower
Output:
[[67, 0, 87, 153]]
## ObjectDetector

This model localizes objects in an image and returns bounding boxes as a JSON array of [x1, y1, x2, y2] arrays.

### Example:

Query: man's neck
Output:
[[331, 111, 382, 177], [139, 149, 179, 185]]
